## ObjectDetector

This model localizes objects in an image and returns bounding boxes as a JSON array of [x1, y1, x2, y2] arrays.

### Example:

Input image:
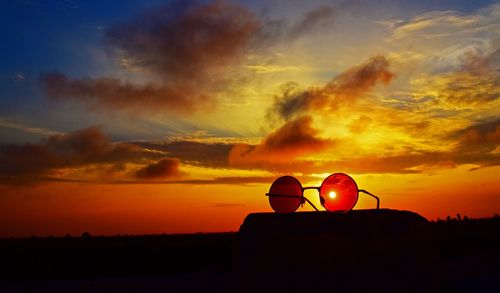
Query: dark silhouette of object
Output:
[[266, 173, 379, 212], [236, 209, 439, 292], [0, 217, 499, 291]]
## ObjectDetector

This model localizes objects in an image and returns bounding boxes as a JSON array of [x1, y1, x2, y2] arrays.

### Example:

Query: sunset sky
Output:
[[1, 0, 499, 237]]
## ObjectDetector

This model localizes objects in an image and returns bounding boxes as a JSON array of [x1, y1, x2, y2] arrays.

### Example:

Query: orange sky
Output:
[[1, 164, 499, 237], [0, 0, 499, 237]]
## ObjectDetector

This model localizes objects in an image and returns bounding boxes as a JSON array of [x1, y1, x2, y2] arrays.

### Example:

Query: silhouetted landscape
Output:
[[0, 211, 499, 292]]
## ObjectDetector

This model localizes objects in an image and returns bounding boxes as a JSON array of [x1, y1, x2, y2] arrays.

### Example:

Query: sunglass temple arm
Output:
[[301, 187, 320, 211], [358, 189, 380, 209], [302, 197, 319, 211], [265, 193, 319, 211]]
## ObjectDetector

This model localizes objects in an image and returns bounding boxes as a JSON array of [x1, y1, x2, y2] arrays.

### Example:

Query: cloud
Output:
[[0, 127, 161, 184], [380, 3, 499, 113], [328, 119, 500, 174], [0, 118, 60, 137], [319, 151, 451, 174], [3, 119, 497, 185], [452, 119, 500, 168], [258, 115, 332, 154], [444, 48, 500, 106], [229, 115, 335, 171], [461, 47, 500, 74], [40, 72, 203, 113], [128, 117, 335, 174], [407, 45, 500, 110], [456, 119, 500, 147], [133, 140, 232, 168], [286, 5, 335, 40], [40, 1, 343, 115], [390, 4, 500, 41], [224, 118, 500, 175], [132, 115, 336, 172], [41, 0, 260, 113], [269, 55, 394, 120], [105, 0, 259, 80], [135, 158, 181, 179], [349, 115, 373, 133]]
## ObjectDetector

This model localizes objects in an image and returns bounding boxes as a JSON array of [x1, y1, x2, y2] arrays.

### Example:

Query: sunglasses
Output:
[[266, 173, 380, 213]]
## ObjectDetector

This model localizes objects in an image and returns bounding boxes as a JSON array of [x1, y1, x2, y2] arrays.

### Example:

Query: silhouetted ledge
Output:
[[236, 209, 439, 292]]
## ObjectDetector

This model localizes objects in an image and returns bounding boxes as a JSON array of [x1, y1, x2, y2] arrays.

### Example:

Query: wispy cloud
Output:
[[0, 118, 61, 136]]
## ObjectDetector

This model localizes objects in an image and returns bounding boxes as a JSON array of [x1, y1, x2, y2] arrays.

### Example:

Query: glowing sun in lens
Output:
[[329, 191, 336, 199]]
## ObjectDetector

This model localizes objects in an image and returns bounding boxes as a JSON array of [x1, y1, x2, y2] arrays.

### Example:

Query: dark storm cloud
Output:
[[135, 158, 181, 179], [270, 56, 394, 121], [0, 127, 162, 184]]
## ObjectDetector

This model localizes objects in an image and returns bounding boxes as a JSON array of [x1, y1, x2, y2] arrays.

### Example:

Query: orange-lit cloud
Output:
[[224, 55, 395, 173], [0, 127, 164, 183], [224, 118, 500, 175], [135, 158, 181, 179], [269, 55, 394, 121], [229, 115, 335, 171]]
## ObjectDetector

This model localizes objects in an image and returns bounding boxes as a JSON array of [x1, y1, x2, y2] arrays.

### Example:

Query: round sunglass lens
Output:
[[320, 173, 358, 212], [268, 176, 302, 213]]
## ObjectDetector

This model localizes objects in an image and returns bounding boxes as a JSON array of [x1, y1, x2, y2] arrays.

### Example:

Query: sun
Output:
[[329, 191, 336, 199]]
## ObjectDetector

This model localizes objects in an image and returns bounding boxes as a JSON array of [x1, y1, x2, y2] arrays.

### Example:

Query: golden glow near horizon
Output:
[[329, 191, 337, 199]]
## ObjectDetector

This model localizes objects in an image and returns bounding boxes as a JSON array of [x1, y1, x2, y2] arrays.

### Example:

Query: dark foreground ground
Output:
[[0, 211, 499, 292]]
